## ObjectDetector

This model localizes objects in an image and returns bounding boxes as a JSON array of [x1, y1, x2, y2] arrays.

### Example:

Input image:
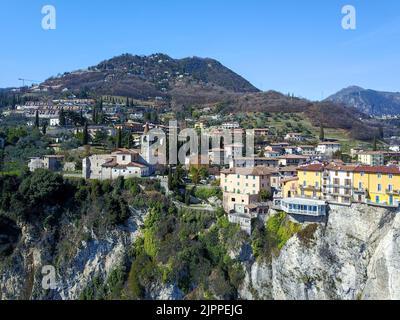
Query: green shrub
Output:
[[194, 187, 222, 201], [266, 212, 301, 251], [297, 224, 319, 247]]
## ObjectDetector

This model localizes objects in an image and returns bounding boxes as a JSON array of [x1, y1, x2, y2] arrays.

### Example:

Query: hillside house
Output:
[[82, 149, 151, 180]]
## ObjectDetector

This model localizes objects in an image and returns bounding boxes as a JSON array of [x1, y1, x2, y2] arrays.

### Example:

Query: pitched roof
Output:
[[325, 163, 358, 172], [102, 158, 118, 168], [297, 163, 325, 172], [278, 155, 309, 160], [221, 166, 276, 176], [354, 166, 400, 175]]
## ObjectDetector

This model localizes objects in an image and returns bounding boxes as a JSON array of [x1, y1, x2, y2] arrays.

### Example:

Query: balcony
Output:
[[353, 187, 366, 194], [386, 189, 400, 195], [300, 185, 321, 192]]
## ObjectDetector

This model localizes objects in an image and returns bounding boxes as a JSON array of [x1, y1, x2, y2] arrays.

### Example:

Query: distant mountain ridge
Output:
[[1, 54, 395, 141], [326, 86, 400, 116], [42, 53, 259, 106]]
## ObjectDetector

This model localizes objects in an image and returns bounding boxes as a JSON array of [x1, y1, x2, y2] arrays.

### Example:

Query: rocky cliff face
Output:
[[239, 204, 400, 300], [0, 208, 148, 300], [1, 203, 400, 300]]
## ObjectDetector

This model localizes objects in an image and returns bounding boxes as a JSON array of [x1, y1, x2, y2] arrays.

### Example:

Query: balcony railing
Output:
[[386, 189, 400, 195], [300, 185, 321, 192]]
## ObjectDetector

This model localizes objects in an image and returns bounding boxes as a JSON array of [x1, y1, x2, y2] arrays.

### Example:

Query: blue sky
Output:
[[1, 0, 400, 100]]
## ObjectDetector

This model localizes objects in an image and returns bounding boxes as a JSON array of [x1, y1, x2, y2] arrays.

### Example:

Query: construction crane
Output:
[[18, 78, 41, 87]]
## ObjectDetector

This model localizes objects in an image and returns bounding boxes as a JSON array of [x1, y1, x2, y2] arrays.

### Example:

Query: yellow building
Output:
[[281, 177, 299, 198], [297, 164, 324, 199], [353, 166, 400, 207]]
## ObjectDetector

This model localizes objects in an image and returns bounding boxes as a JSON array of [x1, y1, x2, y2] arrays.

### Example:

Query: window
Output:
[[122, 156, 126, 161], [315, 182, 319, 188], [378, 184, 382, 192], [224, 186, 227, 192], [359, 182, 363, 189], [246, 175, 249, 179], [361, 172, 365, 177], [378, 174, 382, 179], [303, 181, 306, 187], [388, 184, 393, 192], [389, 174, 393, 179]]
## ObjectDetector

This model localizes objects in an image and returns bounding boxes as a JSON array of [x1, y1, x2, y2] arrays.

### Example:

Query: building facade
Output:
[[220, 167, 274, 213], [295, 163, 400, 208], [357, 151, 384, 166], [83, 149, 151, 180]]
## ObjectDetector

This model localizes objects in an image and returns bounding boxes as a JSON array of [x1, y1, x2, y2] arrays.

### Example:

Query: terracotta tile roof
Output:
[[221, 166, 276, 176], [102, 158, 118, 168], [115, 162, 148, 170], [357, 151, 385, 155], [325, 163, 358, 172], [127, 162, 148, 168], [354, 166, 400, 175], [297, 163, 325, 172], [281, 177, 299, 183], [278, 155, 309, 160]]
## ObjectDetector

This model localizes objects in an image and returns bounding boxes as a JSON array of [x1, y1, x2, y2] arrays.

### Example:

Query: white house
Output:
[[83, 149, 151, 180], [50, 118, 60, 127], [221, 122, 240, 130], [284, 132, 306, 142], [316, 142, 341, 156]]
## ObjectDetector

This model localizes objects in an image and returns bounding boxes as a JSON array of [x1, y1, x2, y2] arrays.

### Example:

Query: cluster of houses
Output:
[[218, 131, 400, 234], [28, 155, 76, 173], [19, 100, 400, 236]]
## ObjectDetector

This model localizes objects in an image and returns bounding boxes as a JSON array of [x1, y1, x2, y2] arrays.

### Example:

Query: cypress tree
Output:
[[117, 128, 122, 148], [127, 133, 132, 149], [83, 122, 89, 146], [42, 122, 47, 135], [59, 107, 66, 126], [0, 150, 4, 174], [319, 124, 325, 142], [35, 110, 40, 128]]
